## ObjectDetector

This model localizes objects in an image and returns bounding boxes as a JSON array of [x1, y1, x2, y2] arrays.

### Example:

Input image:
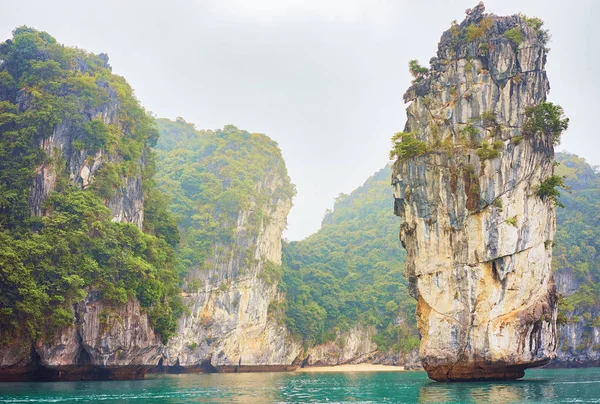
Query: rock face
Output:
[[164, 171, 301, 372], [549, 271, 600, 368], [553, 317, 600, 368], [0, 292, 162, 381], [301, 325, 421, 369], [302, 326, 377, 366], [392, 3, 558, 381], [26, 64, 144, 228]]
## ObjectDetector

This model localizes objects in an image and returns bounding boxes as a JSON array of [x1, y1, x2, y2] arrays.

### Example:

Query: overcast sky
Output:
[[1, 0, 597, 240]]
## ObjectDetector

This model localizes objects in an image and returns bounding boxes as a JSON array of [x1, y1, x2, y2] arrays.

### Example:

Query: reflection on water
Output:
[[419, 379, 555, 403], [0, 368, 598, 403]]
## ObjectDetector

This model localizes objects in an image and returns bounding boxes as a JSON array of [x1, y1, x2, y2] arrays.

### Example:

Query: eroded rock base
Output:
[[425, 360, 550, 382], [0, 365, 151, 382]]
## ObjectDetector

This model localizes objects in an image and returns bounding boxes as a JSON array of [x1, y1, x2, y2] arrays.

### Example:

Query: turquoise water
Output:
[[0, 368, 599, 403]]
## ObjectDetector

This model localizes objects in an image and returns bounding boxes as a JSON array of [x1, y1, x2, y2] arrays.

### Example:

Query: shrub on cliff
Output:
[[521, 14, 550, 45], [504, 27, 525, 47], [389, 131, 429, 161], [537, 175, 568, 208], [466, 16, 494, 41], [408, 60, 428, 83], [524, 102, 569, 145], [476, 140, 503, 161]]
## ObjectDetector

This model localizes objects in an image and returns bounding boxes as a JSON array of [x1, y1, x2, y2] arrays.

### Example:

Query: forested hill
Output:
[[0, 27, 181, 344], [282, 152, 600, 355], [282, 166, 419, 352], [153, 117, 295, 279]]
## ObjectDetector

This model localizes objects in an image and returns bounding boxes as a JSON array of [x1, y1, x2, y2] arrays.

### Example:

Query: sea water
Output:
[[0, 367, 599, 403]]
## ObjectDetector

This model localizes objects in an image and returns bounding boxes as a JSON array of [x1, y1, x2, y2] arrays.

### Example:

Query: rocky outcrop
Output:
[[0, 292, 162, 381], [26, 60, 144, 228], [553, 317, 600, 368], [164, 171, 301, 372], [547, 271, 600, 368], [302, 326, 378, 366], [392, 3, 558, 381], [300, 325, 421, 369]]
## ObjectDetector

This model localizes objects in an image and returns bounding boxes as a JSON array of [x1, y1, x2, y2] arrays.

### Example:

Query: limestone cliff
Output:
[[27, 62, 144, 228], [155, 120, 300, 372], [392, 3, 559, 381], [0, 293, 161, 381], [0, 29, 168, 381], [163, 172, 300, 371]]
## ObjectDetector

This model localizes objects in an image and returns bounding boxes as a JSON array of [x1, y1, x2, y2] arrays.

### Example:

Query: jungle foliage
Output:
[[281, 166, 418, 352], [154, 118, 295, 278]]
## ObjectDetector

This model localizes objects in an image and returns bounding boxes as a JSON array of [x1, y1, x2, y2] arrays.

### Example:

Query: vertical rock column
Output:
[[392, 3, 558, 381]]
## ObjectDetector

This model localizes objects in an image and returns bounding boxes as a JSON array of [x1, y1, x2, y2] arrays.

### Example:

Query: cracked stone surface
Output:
[[392, 2, 558, 381]]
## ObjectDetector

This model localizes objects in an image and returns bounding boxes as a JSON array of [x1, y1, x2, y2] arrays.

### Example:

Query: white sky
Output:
[[1, 0, 597, 240]]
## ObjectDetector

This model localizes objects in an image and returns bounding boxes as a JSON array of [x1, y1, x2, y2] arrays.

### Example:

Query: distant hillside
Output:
[[282, 166, 419, 352]]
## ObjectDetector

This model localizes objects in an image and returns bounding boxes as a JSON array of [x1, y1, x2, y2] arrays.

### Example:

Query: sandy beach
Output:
[[296, 364, 405, 373]]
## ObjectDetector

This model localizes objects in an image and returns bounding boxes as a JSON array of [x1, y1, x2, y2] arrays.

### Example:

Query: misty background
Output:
[[1, 0, 597, 240]]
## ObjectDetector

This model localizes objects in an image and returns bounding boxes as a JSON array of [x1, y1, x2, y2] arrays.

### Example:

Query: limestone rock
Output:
[[392, 3, 558, 381], [0, 292, 162, 381], [303, 326, 378, 366], [549, 271, 600, 368], [164, 170, 301, 372], [24, 67, 144, 228]]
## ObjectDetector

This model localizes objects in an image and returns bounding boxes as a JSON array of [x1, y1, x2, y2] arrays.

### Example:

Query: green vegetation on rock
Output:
[[408, 60, 428, 83], [466, 16, 494, 41], [521, 14, 550, 45], [154, 118, 295, 278], [0, 27, 181, 343], [537, 174, 569, 208], [524, 102, 569, 145], [503, 27, 525, 47], [476, 140, 503, 161], [389, 131, 429, 161]]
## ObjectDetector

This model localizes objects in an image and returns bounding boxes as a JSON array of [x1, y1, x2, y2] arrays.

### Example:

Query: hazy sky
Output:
[[1, 0, 598, 240]]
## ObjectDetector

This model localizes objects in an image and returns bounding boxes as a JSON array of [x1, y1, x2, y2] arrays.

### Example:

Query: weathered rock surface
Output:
[[392, 3, 558, 381], [300, 325, 421, 369], [163, 171, 301, 372], [26, 58, 144, 228], [0, 292, 162, 381], [302, 326, 378, 366], [547, 271, 600, 368]]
